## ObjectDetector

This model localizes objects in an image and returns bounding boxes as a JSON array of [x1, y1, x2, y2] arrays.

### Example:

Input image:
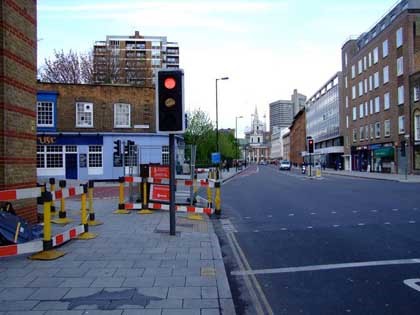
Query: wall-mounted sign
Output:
[[37, 136, 57, 144], [79, 154, 87, 168], [113, 153, 122, 167]]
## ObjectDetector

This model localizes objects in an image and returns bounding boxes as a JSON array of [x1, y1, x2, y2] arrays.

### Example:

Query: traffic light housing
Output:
[[127, 140, 135, 154], [113, 140, 121, 155], [308, 138, 314, 154], [156, 69, 185, 133]]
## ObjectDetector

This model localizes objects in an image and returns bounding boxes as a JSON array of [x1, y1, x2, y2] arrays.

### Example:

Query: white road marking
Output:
[[409, 221, 416, 224], [231, 258, 420, 276], [310, 212, 316, 215], [352, 210, 358, 213], [392, 209, 399, 211], [414, 208, 419, 210], [281, 228, 288, 231], [245, 216, 251, 219], [267, 215, 272, 218], [331, 211, 337, 214], [384, 222, 391, 225], [333, 225, 340, 228], [288, 213, 294, 217], [371, 210, 378, 213], [254, 230, 260, 233], [357, 223, 365, 226], [307, 226, 313, 229], [404, 279, 420, 292]]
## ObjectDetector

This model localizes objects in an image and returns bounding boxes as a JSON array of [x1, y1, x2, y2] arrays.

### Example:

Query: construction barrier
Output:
[[124, 176, 215, 188], [0, 181, 97, 259], [49, 178, 56, 215], [147, 202, 214, 215], [87, 180, 103, 225]]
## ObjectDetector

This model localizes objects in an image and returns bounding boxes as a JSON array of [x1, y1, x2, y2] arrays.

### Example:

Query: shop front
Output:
[[414, 142, 420, 173], [351, 143, 395, 173]]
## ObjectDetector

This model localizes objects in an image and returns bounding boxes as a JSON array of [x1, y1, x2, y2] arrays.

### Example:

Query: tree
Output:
[[39, 49, 87, 84]]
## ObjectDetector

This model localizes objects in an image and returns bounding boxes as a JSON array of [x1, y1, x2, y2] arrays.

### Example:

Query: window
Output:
[[37, 102, 54, 127], [370, 124, 374, 139], [396, 27, 403, 48], [46, 146, 63, 168], [374, 72, 379, 89], [352, 86, 356, 99], [368, 52, 372, 67], [358, 81, 363, 97], [114, 103, 131, 128], [345, 76, 348, 88], [358, 59, 363, 74], [353, 129, 357, 142], [383, 66, 389, 84], [351, 65, 356, 79], [399, 115, 405, 134], [373, 47, 379, 64], [397, 56, 404, 76], [66, 145, 77, 153], [365, 125, 369, 140], [414, 86, 420, 102], [365, 102, 368, 117], [359, 104, 364, 118], [360, 126, 364, 141], [364, 56, 367, 71], [384, 120, 391, 137], [415, 113, 420, 141], [344, 53, 348, 67], [374, 98, 382, 115], [353, 107, 357, 121], [382, 40, 388, 58], [370, 99, 374, 115], [88, 145, 102, 168], [384, 92, 390, 110], [37, 146, 45, 168], [364, 79, 368, 94], [398, 86, 404, 105], [346, 115, 349, 128], [346, 96, 348, 108], [375, 122, 381, 138], [162, 145, 169, 165], [369, 75, 373, 91], [76, 102, 93, 127]]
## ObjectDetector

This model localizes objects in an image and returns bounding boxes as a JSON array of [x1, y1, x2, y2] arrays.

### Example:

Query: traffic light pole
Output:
[[122, 141, 126, 176], [169, 134, 176, 236]]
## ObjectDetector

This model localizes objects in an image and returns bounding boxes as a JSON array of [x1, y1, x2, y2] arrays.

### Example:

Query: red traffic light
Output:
[[164, 77, 176, 89]]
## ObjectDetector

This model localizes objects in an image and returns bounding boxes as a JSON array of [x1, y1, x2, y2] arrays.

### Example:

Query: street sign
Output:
[[211, 152, 221, 164], [150, 184, 170, 202], [150, 166, 170, 179]]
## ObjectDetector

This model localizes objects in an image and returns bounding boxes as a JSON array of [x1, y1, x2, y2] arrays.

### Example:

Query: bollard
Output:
[[37, 183, 46, 205], [49, 178, 56, 216], [87, 180, 103, 226], [214, 181, 221, 217], [114, 176, 130, 214], [207, 179, 213, 208], [138, 177, 153, 214], [29, 191, 65, 260], [77, 184, 97, 240], [51, 180, 73, 224]]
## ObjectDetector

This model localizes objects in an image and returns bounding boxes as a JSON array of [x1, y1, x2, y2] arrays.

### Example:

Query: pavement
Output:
[[312, 168, 420, 183], [0, 168, 246, 315]]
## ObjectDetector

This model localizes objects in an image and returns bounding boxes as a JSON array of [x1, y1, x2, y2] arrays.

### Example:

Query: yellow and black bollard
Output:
[[51, 180, 73, 224], [49, 178, 56, 216], [29, 191, 65, 260], [138, 177, 153, 214], [87, 180, 103, 226], [114, 176, 130, 214], [77, 184, 97, 240], [207, 179, 213, 208], [214, 181, 221, 217]]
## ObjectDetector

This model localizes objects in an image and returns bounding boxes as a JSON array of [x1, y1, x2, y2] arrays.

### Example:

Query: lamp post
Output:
[[215, 77, 229, 178], [235, 115, 243, 170]]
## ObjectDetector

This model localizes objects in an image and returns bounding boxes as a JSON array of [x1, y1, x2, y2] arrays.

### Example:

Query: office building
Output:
[[269, 89, 306, 131]]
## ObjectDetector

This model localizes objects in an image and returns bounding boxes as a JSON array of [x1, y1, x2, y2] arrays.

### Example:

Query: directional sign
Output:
[[211, 152, 221, 164]]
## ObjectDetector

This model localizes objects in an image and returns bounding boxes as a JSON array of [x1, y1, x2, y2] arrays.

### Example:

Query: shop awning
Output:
[[374, 147, 394, 158]]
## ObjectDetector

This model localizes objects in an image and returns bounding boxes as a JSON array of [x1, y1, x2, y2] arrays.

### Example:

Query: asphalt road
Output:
[[214, 165, 420, 315]]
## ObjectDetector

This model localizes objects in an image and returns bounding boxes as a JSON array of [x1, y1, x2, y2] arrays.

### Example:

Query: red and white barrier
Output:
[[148, 202, 213, 215], [123, 176, 215, 188], [0, 240, 43, 257], [52, 186, 84, 200], [52, 224, 85, 247], [0, 187, 42, 202]]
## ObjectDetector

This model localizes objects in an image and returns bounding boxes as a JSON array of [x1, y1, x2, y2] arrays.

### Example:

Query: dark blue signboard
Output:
[[37, 135, 103, 145], [211, 152, 221, 164]]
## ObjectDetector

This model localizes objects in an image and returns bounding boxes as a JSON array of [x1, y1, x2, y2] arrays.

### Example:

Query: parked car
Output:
[[279, 160, 291, 170]]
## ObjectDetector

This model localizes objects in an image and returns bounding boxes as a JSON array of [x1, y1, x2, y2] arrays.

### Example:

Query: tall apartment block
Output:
[[93, 31, 179, 86], [269, 89, 306, 132], [341, 0, 420, 174]]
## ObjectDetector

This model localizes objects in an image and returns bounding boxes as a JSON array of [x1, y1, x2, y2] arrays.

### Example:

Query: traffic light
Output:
[[127, 140, 135, 154], [156, 69, 185, 133], [308, 138, 314, 154], [113, 140, 121, 155]]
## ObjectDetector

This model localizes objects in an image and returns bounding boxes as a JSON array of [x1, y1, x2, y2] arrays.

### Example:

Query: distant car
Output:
[[279, 160, 291, 170]]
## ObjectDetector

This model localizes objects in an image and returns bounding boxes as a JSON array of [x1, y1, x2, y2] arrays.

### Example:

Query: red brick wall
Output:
[[290, 110, 306, 166], [0, 0, 37, 223]]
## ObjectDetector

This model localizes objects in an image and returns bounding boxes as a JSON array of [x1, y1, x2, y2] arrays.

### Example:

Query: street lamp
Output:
[[235, 115, 243, 170], [215, 77, 229, 178]]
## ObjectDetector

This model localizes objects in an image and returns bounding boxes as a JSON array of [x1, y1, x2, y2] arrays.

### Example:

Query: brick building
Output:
[[0, 1, 37, 223], [37, 83, 175, 180], [341, 0, 420, 174], [289, 108, 306, 166], [410, 71, 420, 174]]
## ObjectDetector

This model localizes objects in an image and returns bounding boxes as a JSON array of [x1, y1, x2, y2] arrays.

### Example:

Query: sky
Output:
[[37, 0, 398, 136]]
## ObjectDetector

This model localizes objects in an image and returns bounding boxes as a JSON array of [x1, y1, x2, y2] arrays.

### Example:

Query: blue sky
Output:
[[38, 0, 398, 135]]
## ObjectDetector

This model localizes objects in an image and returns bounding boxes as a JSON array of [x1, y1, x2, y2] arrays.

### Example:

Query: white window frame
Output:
[[370, 124, 374, 139], [351, 65, 356, 79], [370, 99, 374, 115], [374, 72, 380, 89], [383, 66, 389, 84], [346, 115, 349, 128], [345, 76, 348, 89], [360, 126, 364, 141], [37, 101, 54, 127], [375, 96, 380, 113], [359, 104, 364, 118], [384, 92, 390, 110], [399, 115, 405, 134], [415, 113, 420, 141], [162, 145, 169, 165], [88, 145, 103, 175], [397, 56, 404, 76], [382, 39, 388, 58], [363, 56, 367, 71], [358, 59, 363, 74], [396, 27, 403, 48], [345, 96, 348, 108], [353, 129, 357, 142], [414, 87, 420, 102], [368, 52, 372, 67], [398, 85, 404, 105], [364, 79, 368, 94], [76, 102, 93, 128], [365, 102, 368, 117], [369, 75, 373, 91], [353, 107, 357, 121], [114, 103, 131, 128], [358, 81, 363, 97], [373, 47, 379, 64], [384, 119, 391, 137], [365, 125, 369, 140], [352, 86, 356, 100]]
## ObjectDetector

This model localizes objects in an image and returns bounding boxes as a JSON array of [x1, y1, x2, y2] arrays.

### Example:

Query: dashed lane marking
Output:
[[310, 212, 316, 215], [357, 223, 365, 226], [371, 210, 378, 213], [392, 209, 399, 211], [288, 213, 295, 217], [333, 225, 340, 228], [231, 258, 420, 276], [404, 279, 420, 292], [384, 222, 391, 225], [352, 210, 358, 213], [409, 221, 416, 224]]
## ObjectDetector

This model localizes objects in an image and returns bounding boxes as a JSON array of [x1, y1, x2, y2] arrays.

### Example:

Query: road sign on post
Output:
[[156, 69, 185, 133]]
